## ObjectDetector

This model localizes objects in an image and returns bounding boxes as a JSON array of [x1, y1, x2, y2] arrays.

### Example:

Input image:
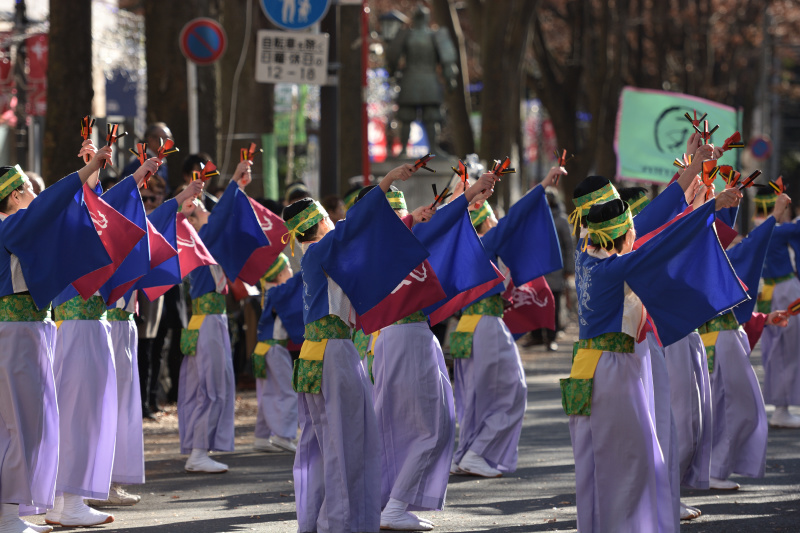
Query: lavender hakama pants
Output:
[[645, 335, 679, 531], [178, 314, 235, 455], [53, 320, 117, 500], [453, 316, 526, 472], [255, 344, 298, 441], [373, 322, 455, 511], [664, 332, 712, 489], [761, 277, 800, 406], [569, 347, 676, 533], [709, 329, 767, 479], [293, 339, 380, 533], [0, 321, 59, 515], [109, 320, 144, 484]]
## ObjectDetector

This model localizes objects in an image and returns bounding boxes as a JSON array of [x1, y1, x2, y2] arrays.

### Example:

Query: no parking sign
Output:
[[179, 18, 227, 66]]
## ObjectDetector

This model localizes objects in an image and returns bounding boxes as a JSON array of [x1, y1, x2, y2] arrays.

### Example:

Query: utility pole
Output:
[[13, 0, 28, 167]]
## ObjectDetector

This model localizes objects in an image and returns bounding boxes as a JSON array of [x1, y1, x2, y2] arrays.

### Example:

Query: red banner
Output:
[[502, 277, 555, 334]]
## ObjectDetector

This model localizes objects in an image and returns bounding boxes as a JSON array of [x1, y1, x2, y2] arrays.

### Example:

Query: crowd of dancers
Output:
[[0, 120, 799, 533]]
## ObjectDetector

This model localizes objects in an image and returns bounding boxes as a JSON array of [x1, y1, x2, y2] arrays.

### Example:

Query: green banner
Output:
[[616, 87, 740, 185]]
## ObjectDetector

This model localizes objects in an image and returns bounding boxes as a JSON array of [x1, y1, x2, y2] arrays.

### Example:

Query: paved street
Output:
[[28, 329, 800, 532]]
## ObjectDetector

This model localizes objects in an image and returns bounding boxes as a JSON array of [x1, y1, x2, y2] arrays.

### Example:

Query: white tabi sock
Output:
[[0, 504, 30, 533], [190, 448, 208, 460], [382, 498, 407, 519]]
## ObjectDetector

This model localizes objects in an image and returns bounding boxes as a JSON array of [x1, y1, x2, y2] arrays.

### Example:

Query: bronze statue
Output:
[[386, 6, 458, 157]]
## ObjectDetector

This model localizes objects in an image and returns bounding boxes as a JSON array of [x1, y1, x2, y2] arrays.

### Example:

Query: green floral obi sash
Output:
[[392, 310, 428, 326], [758, 273, 795, 313], [54, 295, 107, 323], [352, 328, 378, 384], [698, 312, 740, 373], [293, 315, 351, 394], [252, 339, 288, 379], [191, 292, 226, 315], [181, 293, 227, 357], [0, 294, 49, 322], [107, 308, 133, 322], [560, 332, 635, 416], [449, 295, 505, 359]]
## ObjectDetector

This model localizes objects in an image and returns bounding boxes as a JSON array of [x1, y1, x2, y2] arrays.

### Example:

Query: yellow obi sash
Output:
[[0, 294, 49, 322], [758, 273, 795, 313], [449, 295, 504, 359], [560, 332, 635, 416], [698, 312, 739, 373], [180, 293, 226, 357], [252, 339, 288, 379], [54, 295, 106, 328], [107, 308, 133, 322], [293, 315, 350, 394]]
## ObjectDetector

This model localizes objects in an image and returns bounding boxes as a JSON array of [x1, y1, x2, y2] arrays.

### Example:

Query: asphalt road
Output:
[[28, 329, 800, 532]]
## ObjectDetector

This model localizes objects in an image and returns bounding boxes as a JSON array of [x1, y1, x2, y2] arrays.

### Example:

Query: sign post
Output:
[[179, 18, 227, 153]]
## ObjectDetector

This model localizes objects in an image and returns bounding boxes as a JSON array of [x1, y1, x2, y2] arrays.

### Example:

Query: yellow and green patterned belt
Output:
[[191, 292, 226, 315], [449, 295, 505, 359], [392, 310, 428, 326], [698, 312, 739, 374], [107, 308, 134, 322], [294, 315, 351, 394], [0, 294, 49, 322], [560, 331, 635, 416], [180, 292, 227, 357], [252, 339, 289, 379], [54, 295, 107, 325], [464, 294, 504, 317], [758, 273, 796, 313]]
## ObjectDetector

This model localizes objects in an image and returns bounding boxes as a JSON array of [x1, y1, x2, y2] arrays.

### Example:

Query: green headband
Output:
[[262, 253, 289, 282], [386, 190, 406, 211], [343, 189, 361, 211], [568, 183, 620, 235], [754, 195, 776, 216], [470, 202, 495, 228], [586, 206, 633, 251], [282, 201, 328, 255], [627, 193, 650, 217], [0, 165, 27, 201]]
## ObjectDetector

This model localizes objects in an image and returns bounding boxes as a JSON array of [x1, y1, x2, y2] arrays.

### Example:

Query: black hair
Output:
[[282, 198, 320, 242], [181, 153, 211, 177], [574, 175, 612, 228], [618, 186, 648, 204], [586, 199, 630, 253], [573, 175, 611, 199], [353, 185, 378, 205], [0, 166, 25, 214]]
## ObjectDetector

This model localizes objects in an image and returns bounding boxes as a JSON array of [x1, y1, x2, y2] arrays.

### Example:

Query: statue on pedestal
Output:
[[386, 6, 458, 157]]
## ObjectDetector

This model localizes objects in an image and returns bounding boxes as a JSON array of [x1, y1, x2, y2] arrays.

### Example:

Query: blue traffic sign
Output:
[[260, 0, 331, 31], [180, 18, 227, 65]]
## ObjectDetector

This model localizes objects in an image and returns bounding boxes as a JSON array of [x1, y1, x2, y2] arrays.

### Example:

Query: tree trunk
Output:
[[143, 0, 220, 190], [43, 1, 93, 185], [218, 0, 274, 199], [339, 4, 363, 193], [430, 0, 474, 157]]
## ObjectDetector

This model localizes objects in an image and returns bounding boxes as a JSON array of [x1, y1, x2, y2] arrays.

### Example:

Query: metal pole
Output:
[[187, 58, 199, 154], [361, 0, 370, 185]]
